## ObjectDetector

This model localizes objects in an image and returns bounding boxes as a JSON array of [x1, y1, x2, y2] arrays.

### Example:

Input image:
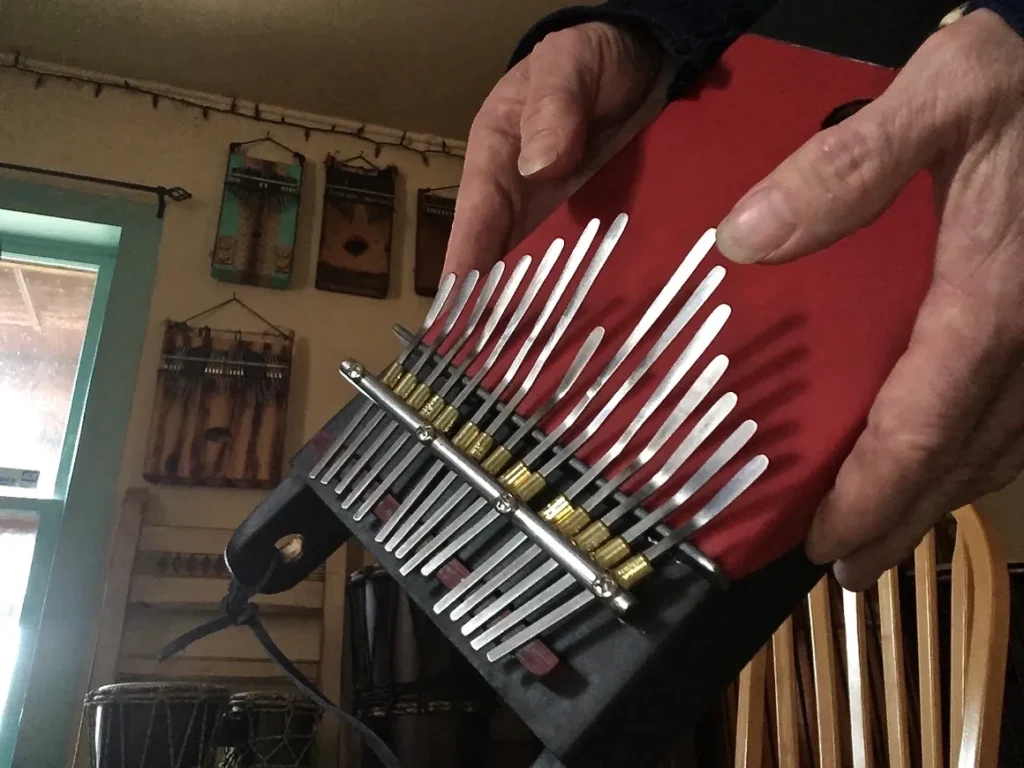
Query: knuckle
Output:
[[802, 124, 888, 198]]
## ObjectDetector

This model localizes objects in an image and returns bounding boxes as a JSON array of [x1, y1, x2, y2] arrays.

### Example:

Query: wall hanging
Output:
[[142, 295, 293, 489], [414, 186, 457, 297], [211, 136, 305, 289], [316, 153, 396, 299]]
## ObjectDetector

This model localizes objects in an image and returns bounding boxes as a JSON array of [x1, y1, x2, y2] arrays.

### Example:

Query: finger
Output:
[[805, 279, 1011, 565], [442, 89, 525, 278], [833, 429, 1024, 591], [716, 83, 944, 265], [516, 29, 602, 180]]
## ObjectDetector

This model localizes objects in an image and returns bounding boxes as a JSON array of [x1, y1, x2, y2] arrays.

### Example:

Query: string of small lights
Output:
[[0, 51, 466, 166]]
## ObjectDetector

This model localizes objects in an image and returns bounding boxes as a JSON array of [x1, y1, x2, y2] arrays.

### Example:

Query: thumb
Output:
[[716, 95, 941, 265], [517, 29, 605, 180]]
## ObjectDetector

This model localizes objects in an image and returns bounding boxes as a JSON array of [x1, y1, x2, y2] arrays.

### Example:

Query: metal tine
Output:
[[409, 274, 728, 580], [334, 263, 505, 496], [343, 256, 532, 516], [440, 353, 729, 621], [457, 392, 739, 634], [389, 325, 600, 560], [373, 215, 619, 539], [394, 329, 601, 575], [308, 273, 457, 481], [390, 229, 718, 560], [335, 259, 516, 500], [319, 270, 481, 486], [484, 454, 769, 662], [354, 216, 609, 520], [469, 418, 758, 650], [373, 242, 565, 539]]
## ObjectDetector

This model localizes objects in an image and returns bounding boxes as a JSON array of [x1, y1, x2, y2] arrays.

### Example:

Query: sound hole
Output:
[[821, 98, 873, 130]]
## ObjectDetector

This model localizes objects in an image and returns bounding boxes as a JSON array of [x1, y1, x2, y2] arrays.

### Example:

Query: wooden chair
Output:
[[734, 504, 1010, 768]]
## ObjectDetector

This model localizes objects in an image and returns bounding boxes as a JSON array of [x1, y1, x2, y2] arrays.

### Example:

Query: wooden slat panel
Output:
[[914, 530, 942, 768], [808, 578, 841, 768], [137, 525, 233, 554], [842, 588, 873, 768], [734, 646, 768, 768], [316, 545, 348, 767], [950, 529, 972, 761], [121, 608, 322, 662], [128, 575, 323, 609], [878, 568, 911, 768], [117, 656, 319, 682], [953, 505, 1010, 768], [771, 617, 800, 766]]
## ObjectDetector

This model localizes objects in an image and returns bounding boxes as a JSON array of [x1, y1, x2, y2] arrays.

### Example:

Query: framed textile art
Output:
[[211, 140, 304, 290], [142, 304, 293, 489], [414, 188, 456, 297], [316, 156, 397, 299]]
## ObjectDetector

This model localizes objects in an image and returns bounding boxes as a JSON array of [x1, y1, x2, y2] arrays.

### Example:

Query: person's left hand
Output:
[[715, 8, 1024, 590]]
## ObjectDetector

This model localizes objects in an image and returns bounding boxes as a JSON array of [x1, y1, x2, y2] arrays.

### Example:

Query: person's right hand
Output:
[[442, 21, 667, 278]]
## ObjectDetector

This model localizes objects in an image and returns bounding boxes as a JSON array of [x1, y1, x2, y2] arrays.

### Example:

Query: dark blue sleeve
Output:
[[509, 0, 1024, 102], [507, 0, 779, 100], [978, 0, 1024, 36]]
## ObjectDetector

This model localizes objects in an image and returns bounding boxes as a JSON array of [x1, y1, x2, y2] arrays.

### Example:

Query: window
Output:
[[0, 210, 118, 748]]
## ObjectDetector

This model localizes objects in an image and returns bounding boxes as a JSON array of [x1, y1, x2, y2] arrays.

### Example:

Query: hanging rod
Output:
[[0, 161, 191, 219]]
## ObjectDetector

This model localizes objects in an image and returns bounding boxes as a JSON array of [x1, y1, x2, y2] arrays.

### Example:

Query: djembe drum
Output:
[[347, 565, 495, 768], [84, 682, 228, 768], [217, 30, 941, 768], [219, 691, 321, 767]]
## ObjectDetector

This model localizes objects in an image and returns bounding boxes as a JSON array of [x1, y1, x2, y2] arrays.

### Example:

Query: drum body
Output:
[[84, 682, 228, 768], [220, 691, 321, 767], [347, 565, 495, 768]]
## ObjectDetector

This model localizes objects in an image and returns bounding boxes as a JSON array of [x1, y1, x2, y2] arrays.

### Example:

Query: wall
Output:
[[0, 60, 465, 767]]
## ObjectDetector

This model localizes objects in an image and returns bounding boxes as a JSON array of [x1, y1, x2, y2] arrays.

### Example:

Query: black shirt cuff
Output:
[[507, 0, 779, 101]]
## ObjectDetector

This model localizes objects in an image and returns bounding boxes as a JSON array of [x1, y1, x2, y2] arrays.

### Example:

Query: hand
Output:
[[442, 21, 666, 277], [716, 9, 1024, 590]]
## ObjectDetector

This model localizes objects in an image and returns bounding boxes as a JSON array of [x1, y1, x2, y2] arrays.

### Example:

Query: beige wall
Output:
[[0, 64, 463, 523], [0, 62, 465, 765]]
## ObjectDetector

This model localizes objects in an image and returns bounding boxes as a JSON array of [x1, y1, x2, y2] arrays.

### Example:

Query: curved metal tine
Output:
[[442, 351, 730, 621], [468, 417, 758, 651], [399, 236, 720, 562], [382, 316, 595, 549], [308, 273, 457, 481], [484, 454, 769, 662], [337, 260, 514, 502], [375, 241, 566, 544], [384, 215, 619, 550], [456, 386, 735, 632], [319, 270, 480, 486], [458, 394, 740, 633], [395, 329, 604, 575], [413, 280, 728, 581], [344, 255, 531, 518]]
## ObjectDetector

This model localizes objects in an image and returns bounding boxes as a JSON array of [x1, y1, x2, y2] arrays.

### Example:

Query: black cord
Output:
[[157, 561, 403, 768]]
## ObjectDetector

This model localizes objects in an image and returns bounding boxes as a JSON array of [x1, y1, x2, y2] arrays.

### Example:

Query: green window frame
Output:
[[0, 178, 163, 768]]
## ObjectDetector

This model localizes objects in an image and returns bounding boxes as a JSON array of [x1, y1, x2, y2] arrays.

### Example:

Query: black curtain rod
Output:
[[0, 160, 191, 218]]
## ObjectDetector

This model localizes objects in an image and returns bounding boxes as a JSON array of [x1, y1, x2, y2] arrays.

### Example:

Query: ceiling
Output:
[[0, 0, 584, 139]]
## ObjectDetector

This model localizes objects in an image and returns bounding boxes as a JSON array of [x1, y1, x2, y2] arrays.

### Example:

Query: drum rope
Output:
[[157, 559, 403, 768]]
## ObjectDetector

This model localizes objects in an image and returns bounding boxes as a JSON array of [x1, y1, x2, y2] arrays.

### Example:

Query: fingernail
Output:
[[716, 185, 796, 264], [518, 141, 558, 178]]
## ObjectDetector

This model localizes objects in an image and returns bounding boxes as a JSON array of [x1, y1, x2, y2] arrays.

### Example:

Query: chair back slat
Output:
[[808, 578, 841, 768], [914, 529, 943, 768], [771, 617, 800, 765], [735, 646, 768, 768], [732, 505, 1008, 768], [842, 588, 873, 768], [950, 528, 972, 762], [878, 568, 911, 767]]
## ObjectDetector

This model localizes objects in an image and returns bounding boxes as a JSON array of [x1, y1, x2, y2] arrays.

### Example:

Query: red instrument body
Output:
[[432, 34, 936, 581]]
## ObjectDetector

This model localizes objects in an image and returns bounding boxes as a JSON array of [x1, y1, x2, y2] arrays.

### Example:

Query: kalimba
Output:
[[221, 34, 937, 768]]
